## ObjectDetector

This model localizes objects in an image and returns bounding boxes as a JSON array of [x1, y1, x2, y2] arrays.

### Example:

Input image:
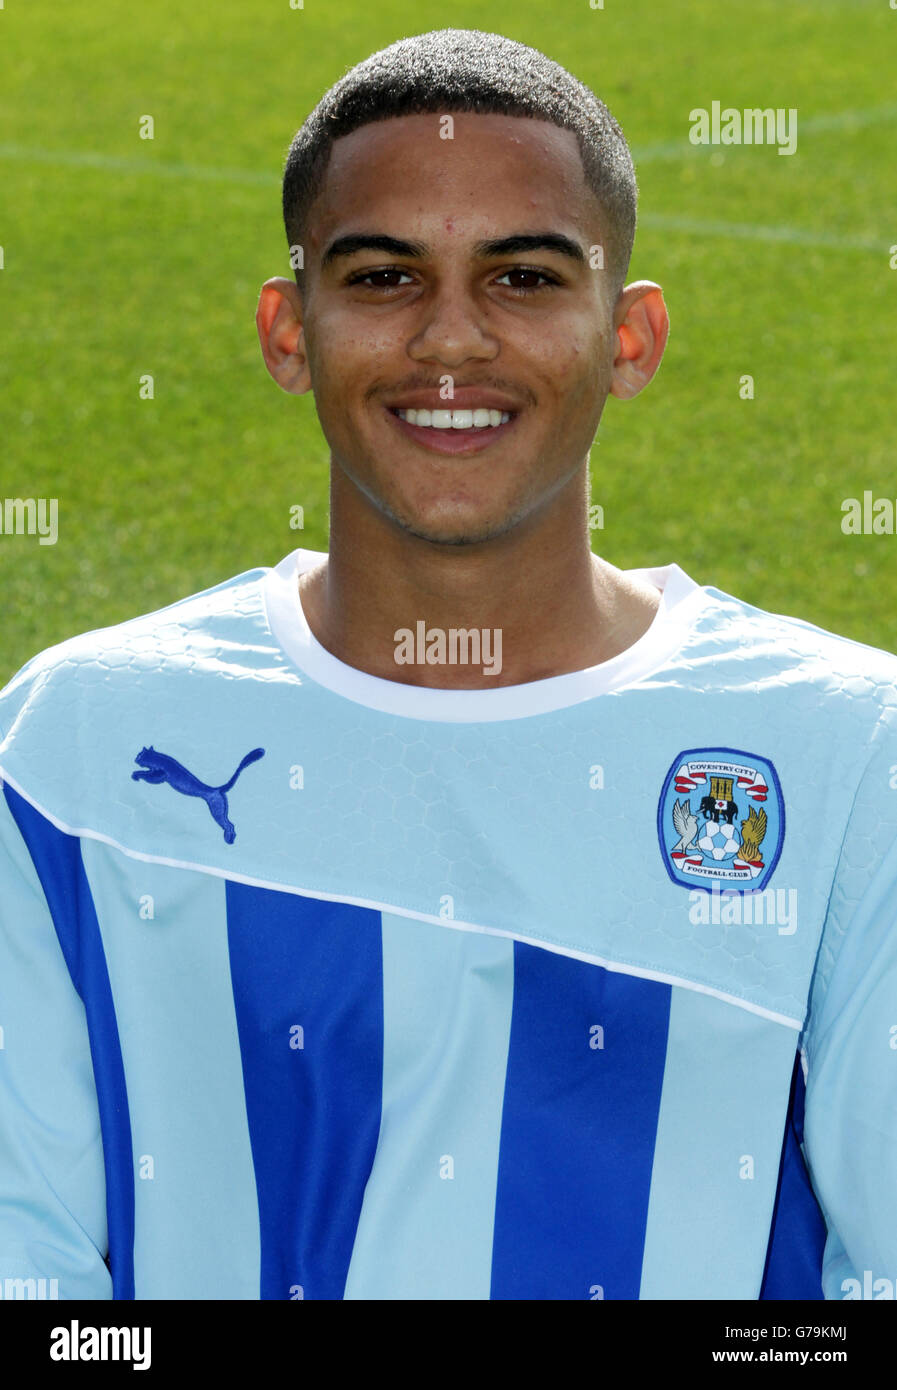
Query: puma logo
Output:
[[132, 746, 265, 844]]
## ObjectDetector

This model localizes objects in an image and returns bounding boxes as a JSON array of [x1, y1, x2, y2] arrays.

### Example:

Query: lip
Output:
[[384, 405, 520, 455]]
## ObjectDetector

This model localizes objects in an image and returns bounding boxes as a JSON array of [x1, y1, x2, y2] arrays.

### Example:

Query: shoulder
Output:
[[0, 561, 271, 743], [688, 578, 897, 723]]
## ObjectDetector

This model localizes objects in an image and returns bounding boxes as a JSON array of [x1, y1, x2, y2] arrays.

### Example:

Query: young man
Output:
[[1, 28, 895, 1302]]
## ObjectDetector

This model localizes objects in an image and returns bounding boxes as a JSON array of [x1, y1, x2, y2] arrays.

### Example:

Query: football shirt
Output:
[[1, 546, 895, 1299]]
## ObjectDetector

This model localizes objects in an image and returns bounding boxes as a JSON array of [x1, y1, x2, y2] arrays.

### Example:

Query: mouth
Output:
[[385, 405, 519, 455]]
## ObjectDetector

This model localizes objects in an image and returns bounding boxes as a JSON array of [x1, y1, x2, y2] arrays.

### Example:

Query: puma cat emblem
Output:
[[132, 746, 265, 844]]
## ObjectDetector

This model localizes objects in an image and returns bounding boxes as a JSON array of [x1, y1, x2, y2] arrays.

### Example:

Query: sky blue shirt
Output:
[[1, 547, 895, 1300]]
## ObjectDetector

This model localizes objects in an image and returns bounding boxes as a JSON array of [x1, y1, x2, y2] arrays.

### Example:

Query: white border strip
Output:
[[0, 766, 803, 1032]]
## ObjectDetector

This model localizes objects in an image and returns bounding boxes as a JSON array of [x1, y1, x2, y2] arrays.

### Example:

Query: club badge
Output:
[[657, 747, 785, 893]]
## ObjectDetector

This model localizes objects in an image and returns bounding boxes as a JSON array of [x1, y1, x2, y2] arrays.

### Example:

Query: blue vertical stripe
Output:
[[225, 883, 383, 1300], [3, 784, 136, 1300], [759, 1054, 826, 1299], [491, 945, 671, 1300]]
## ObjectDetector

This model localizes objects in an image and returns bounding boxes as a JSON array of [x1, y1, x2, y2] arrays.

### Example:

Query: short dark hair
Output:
[[282, 28, 637, 296]]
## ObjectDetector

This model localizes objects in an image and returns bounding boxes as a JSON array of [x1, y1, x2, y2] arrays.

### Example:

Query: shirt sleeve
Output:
[[0, 775, 112, 1300], [801, 705, 897, 1300]]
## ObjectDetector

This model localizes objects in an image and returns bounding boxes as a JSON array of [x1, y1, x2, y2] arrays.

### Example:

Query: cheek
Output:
[[529, 329, 599, 396], [314, 311, 404, 384], [322, 295, 395, 335], [530, 306, 603, 364]]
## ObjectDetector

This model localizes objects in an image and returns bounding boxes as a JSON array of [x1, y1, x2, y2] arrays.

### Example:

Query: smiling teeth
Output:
[[396, 408, 510, 428]]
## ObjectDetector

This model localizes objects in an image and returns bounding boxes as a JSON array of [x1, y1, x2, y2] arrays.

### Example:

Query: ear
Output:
[[256, 277, 313, 395], [609, 281, 669, 400]]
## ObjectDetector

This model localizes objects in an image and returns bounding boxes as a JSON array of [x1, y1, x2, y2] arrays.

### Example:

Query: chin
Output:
[[382, 508, 498, 547]]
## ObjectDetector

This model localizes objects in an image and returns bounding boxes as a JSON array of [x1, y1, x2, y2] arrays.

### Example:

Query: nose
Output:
[[406, 279, 500, 369]]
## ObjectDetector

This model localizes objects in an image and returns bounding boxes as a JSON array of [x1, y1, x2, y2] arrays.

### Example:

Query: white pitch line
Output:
[[638, 212, 887, 253], [0, 101, 895, 185], [0, 101, 893, 256], [0, 142, 280, 185], [631, 100, 897, 162]]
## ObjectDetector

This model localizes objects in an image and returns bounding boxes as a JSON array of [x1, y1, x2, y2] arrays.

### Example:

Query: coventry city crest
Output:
[[657, 747, 785, 894]]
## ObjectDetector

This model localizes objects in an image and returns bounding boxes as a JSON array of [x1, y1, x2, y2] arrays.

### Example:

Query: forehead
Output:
[[307, 112, 599, 246]]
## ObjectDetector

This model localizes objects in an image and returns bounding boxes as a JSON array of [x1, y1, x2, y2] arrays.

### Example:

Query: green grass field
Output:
[[1, 0, 896, 685]]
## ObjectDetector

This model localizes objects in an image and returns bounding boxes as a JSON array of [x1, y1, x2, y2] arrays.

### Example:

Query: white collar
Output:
[[262, 547, 710, 723]]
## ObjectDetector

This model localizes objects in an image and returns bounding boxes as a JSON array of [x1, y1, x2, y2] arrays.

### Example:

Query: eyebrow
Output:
[[320, 231, 586, 269]]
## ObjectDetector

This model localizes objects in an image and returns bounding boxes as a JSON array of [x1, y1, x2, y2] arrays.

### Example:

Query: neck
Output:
[[297, 463, 661, 690]]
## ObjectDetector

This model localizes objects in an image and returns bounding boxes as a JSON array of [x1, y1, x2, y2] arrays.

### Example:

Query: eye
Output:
[[494, 266, 561, 293], [346, 266, 415, 289]]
